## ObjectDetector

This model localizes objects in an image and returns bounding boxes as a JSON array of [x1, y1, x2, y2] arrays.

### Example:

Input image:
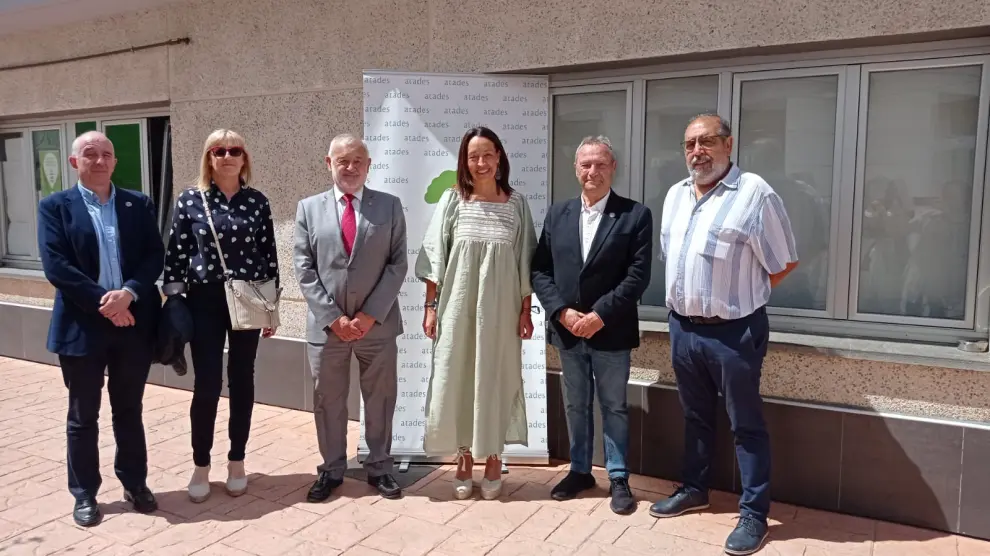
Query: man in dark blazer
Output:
[[38, 131, 164, 527], [532, 135, 652, 515]]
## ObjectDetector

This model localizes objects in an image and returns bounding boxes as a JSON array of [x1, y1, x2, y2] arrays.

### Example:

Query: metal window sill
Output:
[[639, 320, 990, 373]]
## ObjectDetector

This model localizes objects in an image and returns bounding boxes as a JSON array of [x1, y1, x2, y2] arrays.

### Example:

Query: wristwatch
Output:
[[425, 300, 438, 309]]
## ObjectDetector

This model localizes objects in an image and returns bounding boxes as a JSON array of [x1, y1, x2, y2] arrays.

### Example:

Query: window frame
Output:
[[0, 108, 168, 269], [548, 83, 634, 202], [730, 66, 849, 320], [547, 38, 990, 344], [847, 55, 990, 330]]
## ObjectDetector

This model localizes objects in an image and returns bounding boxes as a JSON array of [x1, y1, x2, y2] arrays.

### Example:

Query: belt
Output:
[[684, 315, 729, 325], [675, 306, 766, 325]]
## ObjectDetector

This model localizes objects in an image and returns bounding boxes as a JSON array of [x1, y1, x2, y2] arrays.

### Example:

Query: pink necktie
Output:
[[341, 193, 356, 256]]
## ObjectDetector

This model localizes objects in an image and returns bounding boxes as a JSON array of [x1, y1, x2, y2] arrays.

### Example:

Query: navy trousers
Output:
[[669, 306, 771, 522], [59, 328, 152, 501]]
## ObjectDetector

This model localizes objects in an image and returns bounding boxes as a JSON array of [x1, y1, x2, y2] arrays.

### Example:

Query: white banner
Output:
[[358, 71, 550, 464]]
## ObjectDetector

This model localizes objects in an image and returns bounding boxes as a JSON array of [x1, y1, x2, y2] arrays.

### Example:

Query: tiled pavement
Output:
[[0, 357, 988, 555]]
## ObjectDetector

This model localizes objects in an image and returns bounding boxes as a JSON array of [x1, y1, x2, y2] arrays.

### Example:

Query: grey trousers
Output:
[[307, 334, 398, 479]]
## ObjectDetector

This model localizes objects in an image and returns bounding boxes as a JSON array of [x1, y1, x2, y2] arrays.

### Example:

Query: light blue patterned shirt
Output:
[[77, 183, 137, 300], [659, 164, 798, 319]]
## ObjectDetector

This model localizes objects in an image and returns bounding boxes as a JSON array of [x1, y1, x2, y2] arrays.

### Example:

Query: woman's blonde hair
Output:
[[195, 129, 252, 191]]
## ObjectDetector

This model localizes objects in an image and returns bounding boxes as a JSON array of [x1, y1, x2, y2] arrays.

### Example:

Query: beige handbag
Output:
[[200, 190, 281, 331]]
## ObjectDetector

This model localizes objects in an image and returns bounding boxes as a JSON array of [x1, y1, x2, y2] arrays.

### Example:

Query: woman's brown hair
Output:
[[455, 126, 513, 200]]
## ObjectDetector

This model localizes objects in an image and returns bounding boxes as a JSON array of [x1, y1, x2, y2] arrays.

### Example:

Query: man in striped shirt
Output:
[[649, 114, 798, 556]]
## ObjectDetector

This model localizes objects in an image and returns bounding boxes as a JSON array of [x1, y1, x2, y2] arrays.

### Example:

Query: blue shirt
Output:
[[77, 183, 137, 300]]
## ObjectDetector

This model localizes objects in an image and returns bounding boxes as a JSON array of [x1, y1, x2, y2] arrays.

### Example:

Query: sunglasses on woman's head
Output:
[[210, 146, 244, 158]]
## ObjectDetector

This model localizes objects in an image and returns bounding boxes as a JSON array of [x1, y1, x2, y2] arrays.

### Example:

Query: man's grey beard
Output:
[[688, 156, 729, 185]]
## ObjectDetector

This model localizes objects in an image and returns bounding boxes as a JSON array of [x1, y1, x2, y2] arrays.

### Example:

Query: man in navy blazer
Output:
[[38, 131, 164, 527], [532, 135, 652, 515]]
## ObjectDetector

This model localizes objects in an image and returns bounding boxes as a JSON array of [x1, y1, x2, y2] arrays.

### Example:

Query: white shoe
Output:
[[226, 461, 247, 497], [453, 477, 474, 500], [453, 449, 473, 500], [188, 465, 211, 503], [480, 478, 502, 500]]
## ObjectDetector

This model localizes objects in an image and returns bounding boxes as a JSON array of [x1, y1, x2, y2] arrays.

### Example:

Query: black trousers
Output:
[[187, 283, 261, 467], [59, 328, 152, 501]]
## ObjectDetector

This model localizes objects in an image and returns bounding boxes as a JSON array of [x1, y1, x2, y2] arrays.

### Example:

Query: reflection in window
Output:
[[1, 132, 32, 257], [551, 91, 627, 203], [737, 75, 838, 311], [641, 76, 719, 307], [857, 65, 981, 321]]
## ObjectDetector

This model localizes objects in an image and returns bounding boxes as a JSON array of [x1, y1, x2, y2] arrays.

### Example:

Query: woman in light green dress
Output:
[[416, 126, 537, 500]]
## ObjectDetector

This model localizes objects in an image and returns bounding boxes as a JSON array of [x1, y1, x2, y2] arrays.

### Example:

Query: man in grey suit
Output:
[[293, 133, 407, 500]]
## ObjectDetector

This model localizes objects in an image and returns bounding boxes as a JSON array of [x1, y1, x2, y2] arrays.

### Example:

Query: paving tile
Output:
[[195, 544, 258, 556], [370, 490, 470, 525], [0, 519, 100, 555], [360, 515, 456, 555], [296, 502, 398, 550], [131, 513, 244, 555], [508, 504, 572, 541], [88, 510, 177, 546], [488, 537, 574, 555], [220, 526, 303, 555], [0, 357, 983, 556], [873, 520, 958, 555], [340, 546, 392, 556], [0, 489, 73, 527], [508, 478, 607, 514], [572, 541, 651, 556], [545, 512, 604, 548], [280, 541, 343, 555], [960, 535, 990, 556], [0, 516, 32, 542], [614, 526, 726, 554], [428, 529, 502, 555], [225, 497, 323, 536], [447, 499, 541, 538]]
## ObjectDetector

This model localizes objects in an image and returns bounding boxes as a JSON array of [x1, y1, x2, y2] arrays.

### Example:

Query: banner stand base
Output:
[[357, 449, 550, 468]]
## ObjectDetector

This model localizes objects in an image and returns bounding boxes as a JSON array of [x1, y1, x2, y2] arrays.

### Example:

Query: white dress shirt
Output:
[[580, 190, 610, 262], [333, 184, 364, 229]]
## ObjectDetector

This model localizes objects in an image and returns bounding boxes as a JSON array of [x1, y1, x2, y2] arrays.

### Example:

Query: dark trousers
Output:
[[669, 306, 771, 522], [59, 328, 152, 501], [558, 343, 631, 479], [187, 283, 261, 467]]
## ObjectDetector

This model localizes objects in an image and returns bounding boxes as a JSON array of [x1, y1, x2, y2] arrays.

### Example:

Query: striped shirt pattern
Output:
[[660, 164, 798, 319]]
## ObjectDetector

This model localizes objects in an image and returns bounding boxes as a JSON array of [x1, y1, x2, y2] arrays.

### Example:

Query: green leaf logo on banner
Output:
[[425, 170, 456, 204]]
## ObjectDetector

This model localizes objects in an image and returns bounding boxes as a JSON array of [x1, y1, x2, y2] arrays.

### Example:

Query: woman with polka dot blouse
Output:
[[162, 129, 280, 503]]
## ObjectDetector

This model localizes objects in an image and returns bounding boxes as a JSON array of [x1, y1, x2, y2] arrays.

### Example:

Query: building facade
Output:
[[2, 0, 990, 539]]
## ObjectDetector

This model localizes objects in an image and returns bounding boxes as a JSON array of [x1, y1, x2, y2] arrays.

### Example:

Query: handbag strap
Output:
[[199, 189, 232, 279]]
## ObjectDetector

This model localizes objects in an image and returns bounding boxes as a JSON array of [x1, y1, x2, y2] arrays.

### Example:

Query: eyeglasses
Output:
[[210, 147, 245, 158], [681, 134, 726, 152]]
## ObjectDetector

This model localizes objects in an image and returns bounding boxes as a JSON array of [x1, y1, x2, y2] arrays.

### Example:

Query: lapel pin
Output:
[[609, 212, 615, 218], [125, 201, 133, 207]]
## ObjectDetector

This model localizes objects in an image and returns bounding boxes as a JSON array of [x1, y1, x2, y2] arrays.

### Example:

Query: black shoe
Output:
[[608, 477, 636, 515], [307, 471, 343, 502], [368, 473, 402, 500], [73, 497, 102, 527], [550, 471, 596, 501], [724, 516, 768, 555], [123, 486, 158, 514], [649, 486, 710, 518]]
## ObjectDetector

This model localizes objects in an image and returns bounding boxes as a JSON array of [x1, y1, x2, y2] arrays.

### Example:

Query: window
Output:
[[641, 76, 720, 307], [549, 45, 990, 343], [0, 112, 171, 269], [551, 87, 630, 203]]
